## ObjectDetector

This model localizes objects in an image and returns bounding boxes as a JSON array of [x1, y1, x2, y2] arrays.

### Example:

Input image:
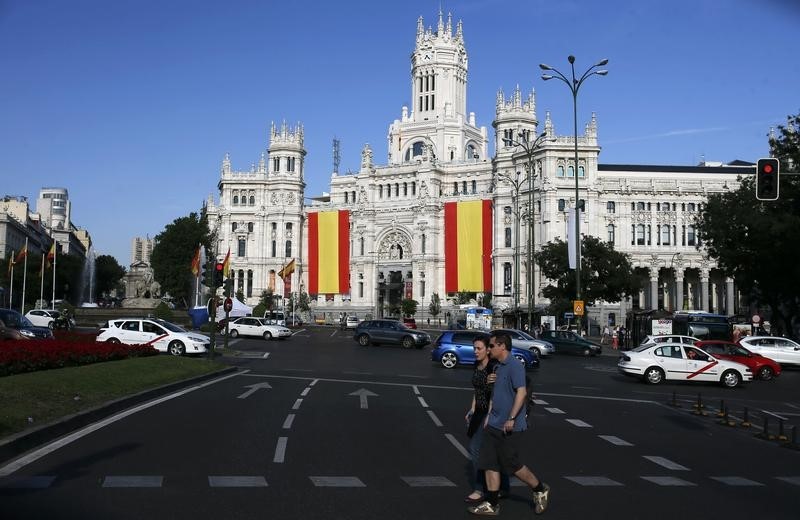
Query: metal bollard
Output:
[[693, 393, 706, 415], [778, 418, 788, 442], [716, 399, 725, 418], [741, 407, 751, 428], [670, 391, 679, 407]]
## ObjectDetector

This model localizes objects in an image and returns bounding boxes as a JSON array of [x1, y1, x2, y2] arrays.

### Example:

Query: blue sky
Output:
[[1, 0, 797, 265]]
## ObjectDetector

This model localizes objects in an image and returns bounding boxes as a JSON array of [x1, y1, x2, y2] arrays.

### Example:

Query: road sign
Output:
[[223, 297, 233, 313], [564, 312, 574, 320], [573, 300, 585, 316], [752, 315, 761, 325]]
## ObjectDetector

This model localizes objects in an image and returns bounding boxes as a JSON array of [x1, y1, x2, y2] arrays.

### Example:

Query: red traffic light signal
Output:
[[756, 158, 780, 201], [214, 262, 225, 287]]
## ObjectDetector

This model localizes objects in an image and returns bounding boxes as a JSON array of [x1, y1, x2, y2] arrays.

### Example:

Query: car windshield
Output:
[[155, 319, 186, 333], [631, 344, 653, 352]]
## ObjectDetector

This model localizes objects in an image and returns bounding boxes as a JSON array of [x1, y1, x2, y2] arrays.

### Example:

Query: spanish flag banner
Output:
[[222, 248, 231, 278], [278, 259, 296, 279], [190, 246, 201, 276], [46, 242, 56, 269], [308, 210, 350, 295], [444, 200, 493, 293], [15, 243, 28, 263]]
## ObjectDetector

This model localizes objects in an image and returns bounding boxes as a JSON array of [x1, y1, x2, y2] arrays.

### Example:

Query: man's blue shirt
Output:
[[487, 354, 528, 431]]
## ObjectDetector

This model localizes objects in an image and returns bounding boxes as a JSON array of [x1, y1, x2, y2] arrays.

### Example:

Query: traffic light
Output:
[[200, 262, 210, 287], [214, 262, 225, 287], [756, 158, 780, 201]]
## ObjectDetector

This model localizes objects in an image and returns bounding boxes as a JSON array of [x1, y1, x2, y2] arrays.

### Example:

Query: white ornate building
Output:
[[206, 12, 752, 328]]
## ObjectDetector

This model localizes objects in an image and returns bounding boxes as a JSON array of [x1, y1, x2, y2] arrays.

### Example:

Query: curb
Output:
[[0, 365, 239, 466]]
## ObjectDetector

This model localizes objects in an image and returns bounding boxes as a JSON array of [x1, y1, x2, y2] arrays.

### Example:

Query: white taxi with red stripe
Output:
[[618, 342, 752, 388], [97, 318, 209, 356]]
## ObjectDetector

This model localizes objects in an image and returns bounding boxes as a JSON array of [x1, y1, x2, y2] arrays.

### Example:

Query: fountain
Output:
[[78, 247, 98, 308]]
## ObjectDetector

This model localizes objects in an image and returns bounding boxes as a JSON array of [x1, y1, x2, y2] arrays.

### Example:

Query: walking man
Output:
[[468, 331, 550, 516]]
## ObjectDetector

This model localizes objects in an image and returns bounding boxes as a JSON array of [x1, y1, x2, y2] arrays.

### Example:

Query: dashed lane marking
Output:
[[711, 476, 764, 486], [417, 396, 429, 408], [102, 476, 162, 488], [300, 387, 310, 396], [0, 476, 55, 489], [401, 476, 456, 487], [641, 476, 696, 486], [426, 410, 443, 427], [292, 399, 303, 410], [309, 476, 365, 487], [282, 414, 295, 429], [565, 476, 623, 486], [444, 433, 471, 460], [274, 437, 288, 463], [644, 456, 689, 471], [566, 419, 592, 428], [775, 477, 800, 486], [545, 407, 565, 414], [208, 476, 267, 487], [598, 435, 633, 446], [533, 399, 548, 405]]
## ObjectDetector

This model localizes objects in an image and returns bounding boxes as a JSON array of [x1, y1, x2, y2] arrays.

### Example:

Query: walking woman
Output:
[[464, 334, 510, 503]]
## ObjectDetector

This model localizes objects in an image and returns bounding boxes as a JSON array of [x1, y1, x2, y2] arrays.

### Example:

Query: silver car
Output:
[[491, 328, 555, 357]]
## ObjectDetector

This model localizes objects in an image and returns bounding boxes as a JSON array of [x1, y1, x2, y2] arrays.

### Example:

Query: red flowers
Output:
[[0, 339, 158, 376]]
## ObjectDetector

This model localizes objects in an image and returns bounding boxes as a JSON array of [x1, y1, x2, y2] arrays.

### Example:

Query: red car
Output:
[[402, 317, 417, 329], [696, 340, 781, 381]]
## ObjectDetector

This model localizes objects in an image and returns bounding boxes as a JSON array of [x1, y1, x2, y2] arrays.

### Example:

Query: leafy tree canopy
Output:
[[150, 210, 212, 305], [95, 255, 126, 297], [534, 236, 640, 317], [428, 293, 441, 318], [696, 111, 800, 333], [401, 298, 418, 317]]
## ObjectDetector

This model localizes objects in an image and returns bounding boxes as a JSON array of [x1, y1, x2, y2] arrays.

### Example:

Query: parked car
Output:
[[25, 309, 62, 329], [0, 309, 54, 340], [640, 335, 700, 347], [353, 319, 431, 349], [227, 316, 291, 340], [738, 336, 800, 366], [402, 317, 418, 329], [696, 340, 781, 381], [96, 318, 209, 356], [345, 316, 360, 329], [540, 330, 601, 356], [618, 342, 752, 388], [491, 328, 555, 357], [262, 310, 286, 327], [431, 330, 539, 369]]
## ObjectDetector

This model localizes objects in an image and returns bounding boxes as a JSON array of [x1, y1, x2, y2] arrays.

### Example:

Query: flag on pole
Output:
[[307, 210, 350, 295], [6, 250, 13, 276], [222, 248, 231, 277], [190, 246, 201, 276], [15, 243, 27, 264], [277, 259, 296, 279], [46, 243, 56, 269], [444, 200, 493, 293]]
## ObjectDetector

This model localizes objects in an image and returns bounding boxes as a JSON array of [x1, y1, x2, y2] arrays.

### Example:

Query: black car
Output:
[[540, 330, 601, 356], [353, 319, 431, 349], [0, 309, 54, 340]]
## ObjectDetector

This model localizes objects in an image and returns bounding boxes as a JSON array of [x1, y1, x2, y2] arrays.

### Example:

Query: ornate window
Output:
[[661, 225, 670, 245], [606, 201, 615, 213], [607, 224, 615, 244], [557, 165, 565, 177], [472, 180, 477, 194], [247, 222, 254, 232], [247, 270, 253, 297], [503, 263, 512, 294], [285, 240, 292, 257], [233, 195, 239, 205], [271, 240, 276, 257], [687, 225, 696, 246], [578, 165, 585, 177], [249, 195, 255, 205], [636, 224, 645, 245], [231, 222, 237, 232], [504, 227, 512, 247], [238, 238, 246, 257], [558, 199, 566, 212], [567, 166, 574, 177]]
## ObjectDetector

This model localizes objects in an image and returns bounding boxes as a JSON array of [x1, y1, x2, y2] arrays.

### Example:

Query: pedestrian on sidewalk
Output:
[[601, 325, 610, 345], [468, 331, 550, 516], [464, 334, 510, 504]]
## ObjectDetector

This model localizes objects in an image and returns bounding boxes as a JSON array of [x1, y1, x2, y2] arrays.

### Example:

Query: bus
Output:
[[626, 309, 731, 347]]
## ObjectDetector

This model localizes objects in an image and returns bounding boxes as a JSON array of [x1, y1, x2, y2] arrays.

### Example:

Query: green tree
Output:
[[150, 210, 212, 305], [696, 112, 800, 334], [534, 236, 640, 318], [288, 291, 310, 312], [95, 255, 126, 297], [235, 289, 245, 303], [401, 298, 418, 317], [455, 291, 476, 305], [429, 292, 442, 324]]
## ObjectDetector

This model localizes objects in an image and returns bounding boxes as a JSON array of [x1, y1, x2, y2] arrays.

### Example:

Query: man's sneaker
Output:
[[468, 501, 500, 516], [532, 483, 550, 514]]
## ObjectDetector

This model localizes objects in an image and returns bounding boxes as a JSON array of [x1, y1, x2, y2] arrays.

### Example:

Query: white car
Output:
[[25, 309, 62, 329], [345, 316, 360, 329], [491, 328, 556, 357], [639, 335, 700, 347], [97, 318, 209, 356], [618, 342, 752, 388], [738, 336, 800, 366], [227, 316, 291, 340]]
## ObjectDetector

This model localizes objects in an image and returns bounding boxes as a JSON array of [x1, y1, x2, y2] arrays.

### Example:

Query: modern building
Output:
[[206, 11, 752, 327], [131, 236, 155, 266]]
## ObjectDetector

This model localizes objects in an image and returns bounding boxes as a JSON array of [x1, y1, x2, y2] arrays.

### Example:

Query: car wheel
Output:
[[263, 331, 272, 340], [230, 329, 239, 338], [358, 334, 370, 347], [531, 347, 541, 357], [513, 354, 527, 366], [401, 336, 414, 349], [757, 366, 774, 381], [582, 347, 592, 356], [441, 352, 458, 369], [168, 340, 185, 356], [48, 321, 55, 330], [644, 366, 664, 385], [106, 337, 121, 344], [721, 369, 741, 388]]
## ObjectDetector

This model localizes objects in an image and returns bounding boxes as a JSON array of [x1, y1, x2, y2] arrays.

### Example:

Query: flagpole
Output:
[[52, 245, 57, 307], [21, 238, 29, 314], [40, 253, 45, 309], [8, 249, 14, 309]]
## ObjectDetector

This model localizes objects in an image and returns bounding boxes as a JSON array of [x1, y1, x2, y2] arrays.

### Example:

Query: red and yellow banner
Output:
[[308, 210, 350, 295], [444, 200, 492, 293]]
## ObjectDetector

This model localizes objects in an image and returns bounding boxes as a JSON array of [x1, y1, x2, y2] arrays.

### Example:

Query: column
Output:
[[700, 270, 709, 312], [675, 270, 684, 312], [650, 268, 659, 310], [726, 277, 735, 316], [711, 282, 718, 314], [638, 288, 645, 309]]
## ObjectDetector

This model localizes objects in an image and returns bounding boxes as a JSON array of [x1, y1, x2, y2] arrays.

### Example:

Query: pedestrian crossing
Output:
[[1, 473, 798, 489]]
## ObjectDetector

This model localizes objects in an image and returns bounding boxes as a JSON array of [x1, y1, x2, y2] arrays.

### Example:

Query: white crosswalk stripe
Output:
[[711, 476, 764, 486], [544, 407, 565, 414], [102, 476, 162, 488], [401, 476, 456, 487], [643, 456, 689, 471], [208, 476, 268, 487], [309, 476, 365, 487], [598, 435, 633, 446], [641, 476, 696, 486], [565, 476, 623, 486]]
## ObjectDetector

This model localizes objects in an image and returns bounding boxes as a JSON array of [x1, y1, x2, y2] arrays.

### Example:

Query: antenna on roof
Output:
[[333, 137, 341, 175]]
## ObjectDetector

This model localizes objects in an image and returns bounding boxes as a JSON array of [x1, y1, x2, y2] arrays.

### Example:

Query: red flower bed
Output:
[[0, 339, 158, 376]]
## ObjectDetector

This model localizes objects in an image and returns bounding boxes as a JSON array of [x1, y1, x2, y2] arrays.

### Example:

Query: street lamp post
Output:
[[540, 56, 608, 335], [503, 131, 550, 332]]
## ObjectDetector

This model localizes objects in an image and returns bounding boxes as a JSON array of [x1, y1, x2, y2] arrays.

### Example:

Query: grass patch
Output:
[[0, 355, 227, 439]]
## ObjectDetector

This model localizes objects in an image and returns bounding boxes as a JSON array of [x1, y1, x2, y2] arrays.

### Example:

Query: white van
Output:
[[263, 310, 286, 327]]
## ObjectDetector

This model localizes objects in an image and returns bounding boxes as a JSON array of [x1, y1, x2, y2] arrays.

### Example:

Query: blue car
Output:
[[431, 330, 539, 369]]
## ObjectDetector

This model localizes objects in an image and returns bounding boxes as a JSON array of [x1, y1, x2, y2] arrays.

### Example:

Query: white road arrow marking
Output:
[[237, 382, 273, 399], [349, 388, 378, 409]]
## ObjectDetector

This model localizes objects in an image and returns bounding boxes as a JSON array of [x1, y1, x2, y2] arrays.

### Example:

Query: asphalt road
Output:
[[1, 326, 798, 519]]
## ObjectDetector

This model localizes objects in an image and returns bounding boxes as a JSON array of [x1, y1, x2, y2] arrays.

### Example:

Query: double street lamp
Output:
[[502, 131, 550, 331], [540, 56, 608, 334]]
